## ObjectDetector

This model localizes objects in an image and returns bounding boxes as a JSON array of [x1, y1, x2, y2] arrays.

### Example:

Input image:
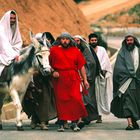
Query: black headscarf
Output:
[[42, 32, 55, 45]]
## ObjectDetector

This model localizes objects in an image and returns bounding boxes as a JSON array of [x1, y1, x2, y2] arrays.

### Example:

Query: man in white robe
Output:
[[0, 10, 22, 76], [88, 33, 113, 123], [0, 10, 22, 130]]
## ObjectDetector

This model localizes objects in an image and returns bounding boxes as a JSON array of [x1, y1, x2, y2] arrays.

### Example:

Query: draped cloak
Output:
[[49, 46, 87, 120], [82, 47, 99, 121], [0, 10, 22, 75], [111, 43, 140, 120], [73, 35, 99, 121]]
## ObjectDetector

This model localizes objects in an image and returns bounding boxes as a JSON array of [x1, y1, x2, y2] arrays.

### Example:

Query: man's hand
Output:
[[83, 79, 89, 89], [52, 71, 59, 78], [15, 55, 23, 62]]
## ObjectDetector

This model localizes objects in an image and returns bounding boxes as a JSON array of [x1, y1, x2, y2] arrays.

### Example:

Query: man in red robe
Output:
[[49, 32, 89, 132]]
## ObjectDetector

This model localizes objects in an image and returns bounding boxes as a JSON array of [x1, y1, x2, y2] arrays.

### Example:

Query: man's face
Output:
[[60, 37, 70, 48], [126, 36, 134, 46], [10, 13, 16, 26], [74, 38, 81, 45], [126, 36, 135, 51], [89, 37, 98, 48]]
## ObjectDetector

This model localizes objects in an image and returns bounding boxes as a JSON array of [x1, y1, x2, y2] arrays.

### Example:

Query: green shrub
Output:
[[128, 4, 140, 15]]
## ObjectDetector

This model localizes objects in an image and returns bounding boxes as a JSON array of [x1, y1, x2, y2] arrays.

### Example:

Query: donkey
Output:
[[0, 35, 51, 131]]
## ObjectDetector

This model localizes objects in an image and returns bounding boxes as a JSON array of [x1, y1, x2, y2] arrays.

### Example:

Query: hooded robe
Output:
[[111, 35, 140, 120], [74, 35, 99, 121]]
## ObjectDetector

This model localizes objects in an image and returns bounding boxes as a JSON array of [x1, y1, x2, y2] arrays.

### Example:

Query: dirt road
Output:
[[79, 0, 140, 23], [1, 114, 140, 140]]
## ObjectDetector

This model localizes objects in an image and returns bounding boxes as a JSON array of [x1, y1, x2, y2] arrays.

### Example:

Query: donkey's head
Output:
[[30, 32, 51, 76], [13, 32, 51, 76]]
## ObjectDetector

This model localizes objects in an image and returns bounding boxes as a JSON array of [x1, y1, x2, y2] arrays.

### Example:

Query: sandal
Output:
[[57, 125, 65, 132], [71, 123, 80, 132], [125, 124, 134, 130], [132, 119, 139, 129], [77, 121, 85, 129]]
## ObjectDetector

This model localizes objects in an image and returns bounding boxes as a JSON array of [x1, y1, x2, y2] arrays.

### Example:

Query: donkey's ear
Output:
[[29, 31, 40, 49], [29, 31, 34, 40], [43, 38, 51, 48]]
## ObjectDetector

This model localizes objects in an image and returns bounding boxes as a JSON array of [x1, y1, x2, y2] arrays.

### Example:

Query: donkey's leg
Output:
[[0, 93, 5, 130], [10, 89, 23, 131]]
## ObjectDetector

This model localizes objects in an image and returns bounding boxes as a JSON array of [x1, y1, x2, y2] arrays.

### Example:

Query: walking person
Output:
[[111, 34, 140, 130], [74, 35, 99, 127], [88, 33, 113, 123], [49, 32, 89, 132], [22, 32, 56, 130]]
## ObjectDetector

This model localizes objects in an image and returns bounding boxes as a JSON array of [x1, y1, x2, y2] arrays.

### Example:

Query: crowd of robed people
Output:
[[0, 10, 140, 132]]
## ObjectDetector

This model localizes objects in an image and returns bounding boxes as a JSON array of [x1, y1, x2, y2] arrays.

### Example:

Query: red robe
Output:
[[49, 46, 87, 120]]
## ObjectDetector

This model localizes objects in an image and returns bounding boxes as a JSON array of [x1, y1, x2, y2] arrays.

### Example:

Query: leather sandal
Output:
[[125, 124, 134, 130]]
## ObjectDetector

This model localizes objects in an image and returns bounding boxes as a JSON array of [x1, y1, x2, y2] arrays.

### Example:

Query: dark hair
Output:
[[11, 10, 16, 15], [123, 35, 140, 48], [42, 32, 55, 44], [88, 33, 98, 41], [88, 32, 108, 49]]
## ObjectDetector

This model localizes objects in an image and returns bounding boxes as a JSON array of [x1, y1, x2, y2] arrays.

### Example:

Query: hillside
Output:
[[0, 0, 91, 45], [96, 3, 140, 28], [79, 0, 140, 26]]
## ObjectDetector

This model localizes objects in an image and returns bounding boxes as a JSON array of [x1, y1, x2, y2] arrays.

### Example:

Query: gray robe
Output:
[[111, 43, 140, 120], [82, 47, 99, 121]]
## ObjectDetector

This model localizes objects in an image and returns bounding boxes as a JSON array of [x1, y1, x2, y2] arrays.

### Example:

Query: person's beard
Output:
[[89, 43, 97, 48], [126, 43, 135, 51], [76, 43, 80, 48], [76, 43, 81, 49], [61, 42, 70, 48], [11, 24, 16, 34], [77, 43, 84, 52]]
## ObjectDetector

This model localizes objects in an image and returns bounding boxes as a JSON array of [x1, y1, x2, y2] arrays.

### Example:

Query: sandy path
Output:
[[79, 0, 140, 23]]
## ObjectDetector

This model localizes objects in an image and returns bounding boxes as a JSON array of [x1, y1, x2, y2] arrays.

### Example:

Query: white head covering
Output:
[[74, 35, 90, 51], [0, 10, 22, 74]]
